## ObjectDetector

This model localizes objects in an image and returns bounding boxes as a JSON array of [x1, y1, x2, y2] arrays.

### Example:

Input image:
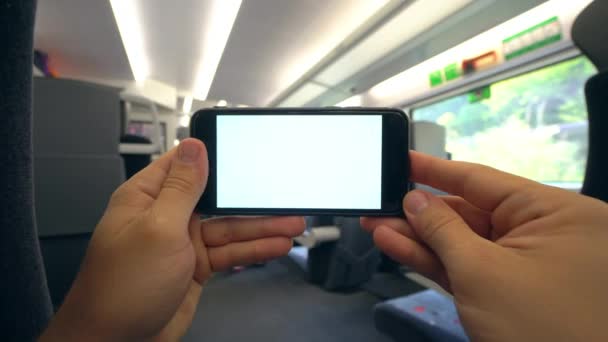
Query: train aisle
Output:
[[184, 257, 393, 342]]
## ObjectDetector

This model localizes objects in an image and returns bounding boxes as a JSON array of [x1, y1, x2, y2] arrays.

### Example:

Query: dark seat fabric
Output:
[[572, 1, 608, 202], [0, 0, 54, 340], [306, 217, 380, 291], [581, 71, 608, 202], [323, 217, 380, 290], [38, 234, 91, 309]]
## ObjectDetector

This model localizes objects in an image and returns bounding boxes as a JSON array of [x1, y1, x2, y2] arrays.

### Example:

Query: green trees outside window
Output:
[[413, 56, 596, 187]]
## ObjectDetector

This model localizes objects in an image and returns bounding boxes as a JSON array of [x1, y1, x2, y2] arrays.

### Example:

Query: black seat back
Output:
[[573, 1, 608, 202], [306, 216, 380, 291], [0, 1, 54, 339]]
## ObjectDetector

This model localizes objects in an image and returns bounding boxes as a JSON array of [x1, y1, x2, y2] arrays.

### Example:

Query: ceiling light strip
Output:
[[336, 95, 363, 107], [193, 0, 242, 100], [318, 0, 473, 88], [182, 95, 193, 114], [109, 0, 149, 82]]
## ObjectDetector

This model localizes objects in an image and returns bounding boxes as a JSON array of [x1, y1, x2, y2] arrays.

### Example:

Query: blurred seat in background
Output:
[[292, 216, 380, 291], [33, 77, 125, 308], [411, 121, 449, 195]]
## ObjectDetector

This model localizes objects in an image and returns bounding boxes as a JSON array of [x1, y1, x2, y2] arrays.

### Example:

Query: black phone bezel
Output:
[[190, 107, 410, 216]]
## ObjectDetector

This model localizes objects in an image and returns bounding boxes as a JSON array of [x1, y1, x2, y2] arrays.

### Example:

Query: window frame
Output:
[[405, 41, 584, 112]]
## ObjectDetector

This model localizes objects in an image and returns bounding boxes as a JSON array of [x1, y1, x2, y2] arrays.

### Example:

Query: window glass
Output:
[[413, 56, 596, 188]]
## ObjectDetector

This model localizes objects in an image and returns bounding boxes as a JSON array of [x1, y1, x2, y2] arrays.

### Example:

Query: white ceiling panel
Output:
[[209, 0, 390, 106], [34, 0, 388, 106], [315, 0, 474, 86], [33, 0, 549, 108]]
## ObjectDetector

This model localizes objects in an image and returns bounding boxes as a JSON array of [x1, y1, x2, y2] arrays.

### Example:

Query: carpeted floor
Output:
[[183, 257, 393, 342]]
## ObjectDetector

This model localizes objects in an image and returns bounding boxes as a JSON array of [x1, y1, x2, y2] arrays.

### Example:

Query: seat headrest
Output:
[[572, 1, 608, 72]]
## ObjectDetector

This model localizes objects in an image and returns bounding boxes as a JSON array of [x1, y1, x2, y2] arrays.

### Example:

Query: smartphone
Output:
[[190, 107, 410, 216]]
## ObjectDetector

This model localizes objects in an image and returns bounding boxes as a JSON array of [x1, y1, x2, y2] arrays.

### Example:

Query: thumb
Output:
[[152, 138, 208, 223], [403, 190, 482, 264]]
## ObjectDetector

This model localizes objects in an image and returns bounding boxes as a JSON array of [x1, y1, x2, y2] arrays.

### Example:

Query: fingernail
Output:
[[178, 140, 200, 163], [404, 191, 428, 215]]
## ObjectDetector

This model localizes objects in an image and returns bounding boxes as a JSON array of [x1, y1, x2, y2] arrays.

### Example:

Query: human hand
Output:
[[362, 151, 608, 341], [40, 139, 305, 342]]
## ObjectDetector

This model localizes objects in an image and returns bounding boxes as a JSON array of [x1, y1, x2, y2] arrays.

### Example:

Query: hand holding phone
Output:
[[190, 107, 410, 216]]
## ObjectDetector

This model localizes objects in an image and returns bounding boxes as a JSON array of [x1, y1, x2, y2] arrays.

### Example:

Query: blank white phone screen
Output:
[[216, 115, 382, 209]]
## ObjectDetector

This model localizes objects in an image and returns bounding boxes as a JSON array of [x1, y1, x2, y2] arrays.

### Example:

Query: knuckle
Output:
[[162, 173, 195, 195], [421, 213, 460, 245], [201, 218, 233, 246], [493, 187, 546, 229], [219, 224, 234, 245]]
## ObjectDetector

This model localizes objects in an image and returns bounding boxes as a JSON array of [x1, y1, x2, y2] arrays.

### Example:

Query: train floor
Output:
[[183, 256, 393, 342]]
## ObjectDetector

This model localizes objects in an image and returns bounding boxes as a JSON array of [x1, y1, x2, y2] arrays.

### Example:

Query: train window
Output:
[[412, 56, 596, 189]]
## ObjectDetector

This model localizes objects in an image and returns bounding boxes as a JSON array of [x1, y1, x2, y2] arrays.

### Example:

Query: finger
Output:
[[360, 216, 417, 239], [373, 226, 449, 290], [403, 190, 486, 265], [189, 215, 211, 284], [201, 216, 305, 247], [155, 280, 203, 341], [362, 198, 493, 243], [208, 237, 293, 271], [410, 150, 541, 212], [439, 196, 492, 239], [151, 139, 209, 227]]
